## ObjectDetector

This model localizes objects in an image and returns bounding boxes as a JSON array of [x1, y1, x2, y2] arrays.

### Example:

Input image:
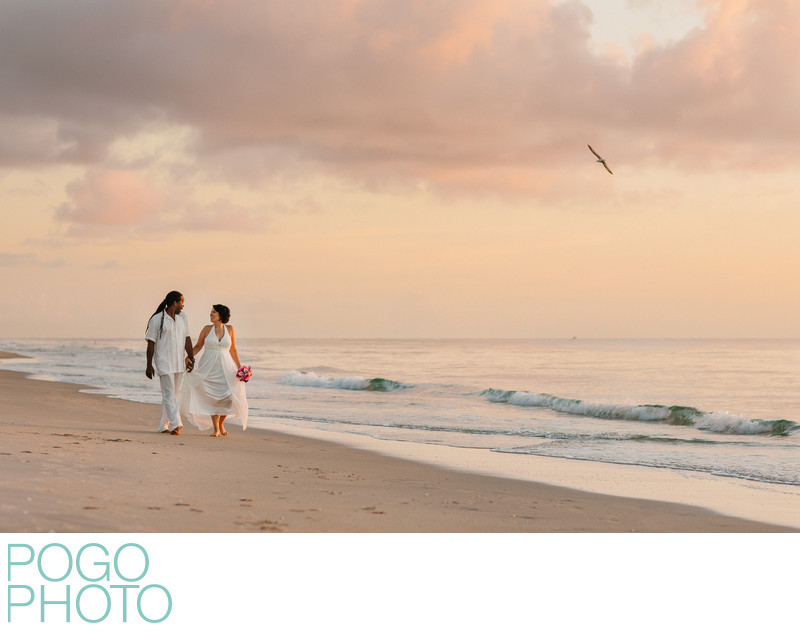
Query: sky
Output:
[[2, 0, 799, 339]]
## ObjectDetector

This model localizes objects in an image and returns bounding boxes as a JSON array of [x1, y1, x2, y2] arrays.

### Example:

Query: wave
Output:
[[279, 370, 410, 392], [480, 388, 798, 436]]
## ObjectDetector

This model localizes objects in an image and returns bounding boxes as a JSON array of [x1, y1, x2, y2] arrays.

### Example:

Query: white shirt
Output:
[[145, 311, 190, 376]]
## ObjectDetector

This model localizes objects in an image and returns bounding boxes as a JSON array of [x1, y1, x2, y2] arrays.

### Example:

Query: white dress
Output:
[[180, 326, 248, 430]]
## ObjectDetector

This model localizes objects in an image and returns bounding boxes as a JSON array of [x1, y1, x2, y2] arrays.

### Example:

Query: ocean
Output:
[[2, 338, 799, 486]]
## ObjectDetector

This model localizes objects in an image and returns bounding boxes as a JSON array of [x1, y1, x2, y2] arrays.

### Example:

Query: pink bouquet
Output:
[[236, 365, 253, 383]]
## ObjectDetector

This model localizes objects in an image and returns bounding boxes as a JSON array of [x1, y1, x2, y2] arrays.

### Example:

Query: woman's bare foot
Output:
[[210, 431, 221, 438], [219, 417, 228, 436]]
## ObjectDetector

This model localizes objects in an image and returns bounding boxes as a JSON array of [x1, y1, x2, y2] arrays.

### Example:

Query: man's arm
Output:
[[185, 336, 195, 372], [145, 340, 155, 379]]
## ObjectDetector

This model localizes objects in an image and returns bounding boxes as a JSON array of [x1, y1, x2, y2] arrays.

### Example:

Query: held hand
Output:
[[185, 357, 195, 372], [145, 365, 154, 380]]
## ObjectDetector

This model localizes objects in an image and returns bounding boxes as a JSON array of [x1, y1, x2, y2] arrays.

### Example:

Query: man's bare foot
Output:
[[170, 427, 181, 436], [159, 429, 169, 433]]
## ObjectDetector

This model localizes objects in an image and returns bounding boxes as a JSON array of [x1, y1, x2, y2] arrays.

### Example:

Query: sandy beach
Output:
[[0, 352, 793, 532]]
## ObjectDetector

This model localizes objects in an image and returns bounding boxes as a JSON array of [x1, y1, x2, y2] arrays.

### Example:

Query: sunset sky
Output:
[[2, 0, 799, 339]]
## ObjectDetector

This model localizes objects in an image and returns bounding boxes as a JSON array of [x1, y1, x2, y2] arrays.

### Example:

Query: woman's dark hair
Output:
[[213, 304, 231, 324], [146, 290, 183, 338]]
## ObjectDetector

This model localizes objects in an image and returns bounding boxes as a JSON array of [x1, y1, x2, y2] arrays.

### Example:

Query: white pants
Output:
[[158, 373, 184, 431]]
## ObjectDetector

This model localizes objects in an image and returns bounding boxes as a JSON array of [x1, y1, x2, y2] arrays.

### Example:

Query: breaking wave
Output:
[[279, 370, 410, 392], [480, 388, 798, 436]]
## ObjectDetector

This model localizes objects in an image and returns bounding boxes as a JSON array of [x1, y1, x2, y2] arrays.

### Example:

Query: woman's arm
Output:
[[192, 326, 210, 356], [228, 325, 241, 369]]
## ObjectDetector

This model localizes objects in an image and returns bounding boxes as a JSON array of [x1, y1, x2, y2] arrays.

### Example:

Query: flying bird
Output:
[[588, 144, 613, 174]]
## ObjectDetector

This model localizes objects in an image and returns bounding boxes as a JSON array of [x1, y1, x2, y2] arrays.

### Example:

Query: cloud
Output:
[[56, 168, 163, 227], [0, 252, 67, 267], [53, 167, 273, 237], [627, 0, 800, 166], [1, 0, 799, 197]]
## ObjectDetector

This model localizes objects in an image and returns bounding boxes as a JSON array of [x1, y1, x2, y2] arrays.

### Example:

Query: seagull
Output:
[[588, 144, 613, 174]]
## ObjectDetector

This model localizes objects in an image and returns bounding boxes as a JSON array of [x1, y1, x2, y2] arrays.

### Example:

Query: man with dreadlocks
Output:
[[145, 290, 195, 435]]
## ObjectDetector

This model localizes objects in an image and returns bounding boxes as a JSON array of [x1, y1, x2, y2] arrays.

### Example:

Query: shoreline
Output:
[[0, 355, 794, 531], [252, 421, 800, 530]]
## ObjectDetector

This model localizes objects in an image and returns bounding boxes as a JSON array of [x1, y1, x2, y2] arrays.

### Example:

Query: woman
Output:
[[180, 304, 248, 437]]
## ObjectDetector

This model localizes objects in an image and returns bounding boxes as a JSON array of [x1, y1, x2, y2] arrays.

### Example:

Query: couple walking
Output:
[[145, 290, 249, 437]]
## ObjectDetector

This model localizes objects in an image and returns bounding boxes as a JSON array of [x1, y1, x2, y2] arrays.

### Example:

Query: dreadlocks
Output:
[[147, 290, 183, 340]]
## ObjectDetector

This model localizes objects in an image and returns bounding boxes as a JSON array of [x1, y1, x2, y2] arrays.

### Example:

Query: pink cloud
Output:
[[1, 0, 799, 195], [56, 169, 163, 226], [628, 0, 800, 164], [54, 167, 273, 237]]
